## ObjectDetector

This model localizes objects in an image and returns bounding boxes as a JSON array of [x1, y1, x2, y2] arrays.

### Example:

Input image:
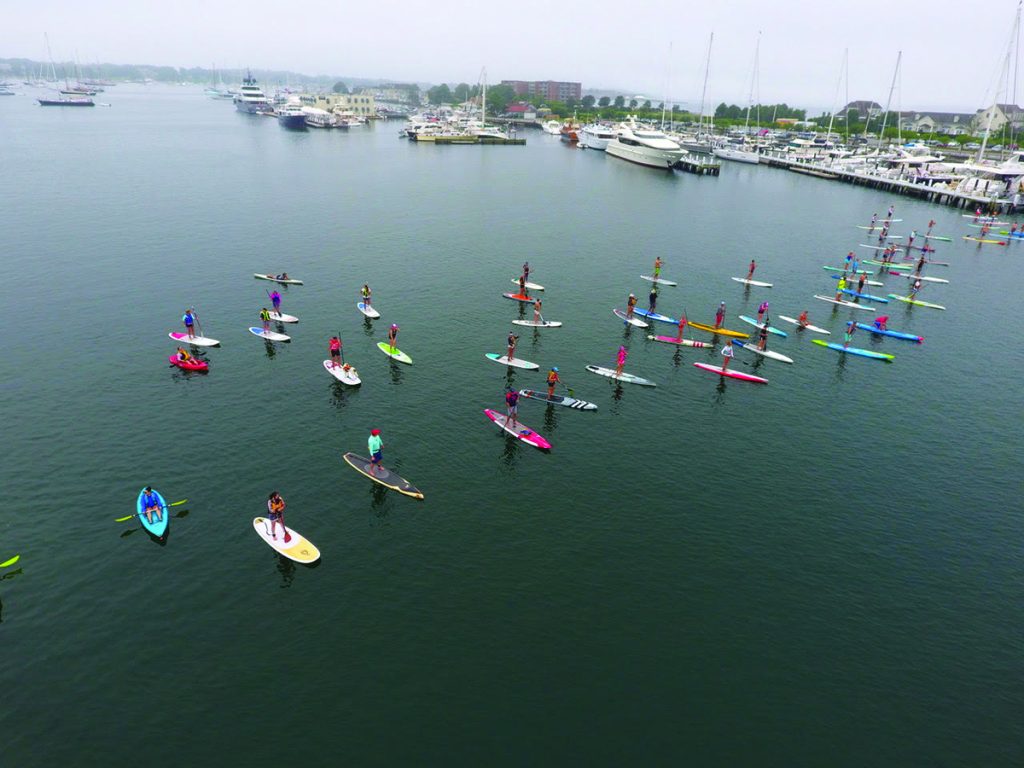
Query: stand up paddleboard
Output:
[[268, 311, 298, 323], [692, 361, 767, 384], [342, 452, 424, 498], [169, 332, 220, 347], [485, 353, 540, 370], [813, 296, 875, 312], [738, 315, 787, 337], [510, 278, 545, 291], [357, 302, 380, 319], [731, 277, 773, 287], [824, 266, 875, 275], [923, 235, 952, 242], [585, 364, 656, 387], [484, 409, 551, 449], [865, 260, 912, 269], [854, 323, 923, 343], [136, 487, 169, 538], [646, 334, 713, 348], [811, 339, 894, 361], [512, 319, 563, 328], [168, 354, 209, 372], [322, 359, 361, 385], [254, 273, 303, 285], [887, 295, 946, 310], [839, 289, 889, 303], [829, 274, 884, 287], [777, 315, 830, 334], [377, 342, 412, 364], [640, 275, 678, 286], [633, 308, 678, 324], [249, 327, 291, 341], [963, 236, 1007, 245], [686, 321, 750, 339], [899, 274, 948, 284], [733, 340, 794, 364], [613, 308, 649, 328], [503, 292, 534, 303], [252, 517, 321, 563], [518, 389, 598, 410]]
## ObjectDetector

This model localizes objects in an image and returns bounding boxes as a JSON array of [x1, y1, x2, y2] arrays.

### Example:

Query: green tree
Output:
[[582, 95, 596, 108], [629, 99, 638, 109], [453, 82, 470, 102], [484, 84, 516, 114], [427, 83, 453, 104], [598, 96, 610, 107], [332, 81, 348, 94], [613, 95, 625, 108], [642, 100, 652, 109], [566, 96, 578, 110]]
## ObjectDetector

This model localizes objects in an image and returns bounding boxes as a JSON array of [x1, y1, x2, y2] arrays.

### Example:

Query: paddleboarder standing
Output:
[[361, 283, 372, 308], [615, 345, 627, 377], [653, 256, 663, 279], [909, 279, 923, 300], [843, 321, 857, 349], [270, 290, 282, 316], [267, 491, 289, 541], [519, 274, 529, 298], [747, 259, 756, 279], [756, 321, 769, 352], [522, 261, 530, 283], [857, 273, 867, 294], [626, 293, 638, 319], [533, 296, 543, 324], [757, 301, 769, 323], [506, 331, 519, 362], [141, 486, 162, 525], [675, 311, 688, 341], [387, 323, 399, 351], [720, 340, 734, 371], [546, 367, 560, 399], [329, 336, 342, 367], [182, 308, 197, 339], [505, 388, 520, 426], [714, 301, 726, 329], [368, 429, 384, 474], [834, 277, 847, 302], [260, 307, 272, 333], [648, 286, 658, 312]]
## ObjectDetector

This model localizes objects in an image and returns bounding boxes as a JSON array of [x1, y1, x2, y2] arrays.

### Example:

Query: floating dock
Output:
[[675, 156, 721, 175]]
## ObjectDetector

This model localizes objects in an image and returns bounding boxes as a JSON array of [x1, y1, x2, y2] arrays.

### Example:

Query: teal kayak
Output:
[[854, 323, 923, 343], [136, 487, 169, 537], [812, 339, 893, 361]]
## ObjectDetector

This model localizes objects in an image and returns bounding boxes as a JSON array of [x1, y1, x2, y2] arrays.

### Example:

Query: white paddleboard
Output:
[[731, 277, 773, 287], [485, 353, 540, 370], [640, 275, 678, 286], [512, 320, 563, 328], [168, 332, 220, 347], [357, 302, 380, 319], [900, 274, 949, 284], [777, 315, 830, 335], [254, 273, 303, 285], [249, 326, 291, 341], [585, 364, 656, 387], [613, 308, 648, 328], [268, 311, 298, 323], [734, 340, 794, 364], [252, 517, 320, 564], [510, 278, 545, 291], [322, 359, 361, 385], [813, 296, 875, 312]]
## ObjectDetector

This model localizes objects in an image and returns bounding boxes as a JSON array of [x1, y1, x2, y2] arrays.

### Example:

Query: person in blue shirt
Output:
[[141, 487, 162, 525], [182, 309, 196, 339]]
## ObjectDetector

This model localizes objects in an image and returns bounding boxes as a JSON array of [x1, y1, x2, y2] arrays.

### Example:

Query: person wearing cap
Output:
[[546, 366, 560, 399], [387, 323, 399, 352], [267, 491, 289, 541], [626, 293, 638, 320], [182, 308, 196, 339], [368, 429, 384, 473], [714, 301, 725, 329], [648, 286, 658, 312], [140, 486, 162, 525], [843, 321, 857, 349]]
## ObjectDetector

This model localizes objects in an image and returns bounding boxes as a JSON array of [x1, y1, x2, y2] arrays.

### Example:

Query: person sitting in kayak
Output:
[[626, 293, 637, 319], [756, 321, 769, 351], [757, 301, 769, 323], [746, 259, 756, 279], [176, 347, 192, 362], [182, 308, 196, 339], [843, 321, 857, 349], [361, 283, 372, 307], [648, 287, 658, 312], [505, 388, 519, 426], [329, 336, 342, 367], [368, 429, 384, 473], [276, 272, 289, 280], [267, 491, 289, 541], [797, 310, 810, 328], [720, 340, 734, 371], [141, 486, 162, 525], [260, 307, 271, 332], [533, 297, 542, 324], [714, 301, 725, 329], [615, 345, 627, 377], [506, 332, 518, 361], [873, 315, 889, 331], [387, 324, 399, 351], [546, 367, 560, 399], [270, 290, 282, 315]]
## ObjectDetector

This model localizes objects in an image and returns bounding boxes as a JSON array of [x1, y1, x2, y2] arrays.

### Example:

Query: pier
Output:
[[675, 155, 721, 175]]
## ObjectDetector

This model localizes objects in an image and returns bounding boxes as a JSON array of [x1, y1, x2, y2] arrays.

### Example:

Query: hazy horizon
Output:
[[3, 0, 1020, 113]]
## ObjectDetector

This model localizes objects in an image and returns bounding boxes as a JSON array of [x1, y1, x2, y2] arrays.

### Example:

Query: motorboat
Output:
[[579, 123, 616, 150], [276, 99, 307, 129], [303, 106, 337, 128], [713, 145, 760, 164], [605, 124, 685, 168], [541, 119, 562, 135], [234, 70, 269, 114]]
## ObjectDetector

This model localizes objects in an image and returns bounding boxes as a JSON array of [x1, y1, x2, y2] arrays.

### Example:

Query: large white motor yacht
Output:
[[605, 124, 686, 168], [579, 123, 617, 151]]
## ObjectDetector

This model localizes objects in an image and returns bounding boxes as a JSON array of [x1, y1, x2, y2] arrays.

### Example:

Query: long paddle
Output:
[[1, 555, 20, 568], [115, 498, 188, 522], [338, 330, 346, 366]]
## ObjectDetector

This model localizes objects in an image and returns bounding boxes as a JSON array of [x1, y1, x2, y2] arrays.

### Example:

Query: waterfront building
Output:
[[501, 80, 582, 102], [908, 112, 975, 136], [313, 89, 376, 116], [841, 100, 883, 120], [971, 103, 1024, 133]]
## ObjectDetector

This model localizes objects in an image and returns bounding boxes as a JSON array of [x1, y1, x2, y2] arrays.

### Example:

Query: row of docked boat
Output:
[[553, 115, 699, 170], [229, 71, 368, 130]]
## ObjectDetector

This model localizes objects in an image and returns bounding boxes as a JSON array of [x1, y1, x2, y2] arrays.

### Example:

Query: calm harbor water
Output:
[[2, 85, 1022, 766]]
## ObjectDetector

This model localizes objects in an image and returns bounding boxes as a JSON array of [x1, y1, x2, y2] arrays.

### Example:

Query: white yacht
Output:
[[579, 123, 616, 150], [302, 106, 336, 129], [233, 70, 268, 114], [541, 119, 562, 135], [605, 124, 686, 168], [713, 144, 760, 164]]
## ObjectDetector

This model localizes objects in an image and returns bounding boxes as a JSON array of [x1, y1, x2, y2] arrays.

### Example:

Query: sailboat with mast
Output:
[[714, 33, 761, 164], [37, 34, 94, 107]]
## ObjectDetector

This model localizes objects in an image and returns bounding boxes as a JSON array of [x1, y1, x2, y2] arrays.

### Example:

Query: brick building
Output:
[[501, 80, 582, 102]]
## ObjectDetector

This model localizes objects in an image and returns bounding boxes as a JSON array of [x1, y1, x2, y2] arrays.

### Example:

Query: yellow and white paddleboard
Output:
[[252, 517, 320, 564]]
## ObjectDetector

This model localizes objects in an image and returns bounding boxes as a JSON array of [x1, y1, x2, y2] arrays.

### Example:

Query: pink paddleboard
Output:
[[484, 409, 551, 449], [649, 335, 712, 348], [693, 361, 767, 384]]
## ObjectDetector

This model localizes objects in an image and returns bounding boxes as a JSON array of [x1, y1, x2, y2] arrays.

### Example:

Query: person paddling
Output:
[[756, 320, 769, 351], [368, 429, 384, 474], [505, 387, 520, 426], [175, 346, 192, 363], [140, 486, 162, 525], [843, 321, 857, 349], [361, 283, 372, 308], [329, 335, 342, 367], [267, 491, 289, 541], [834, 277, 847, 302], [506, 331, 519, 362], [518, 274, 528, 297], [648, 286, 658, 312], [909, 279, 923, 300], [546, 367, 560, 399], [653, 256, 663, 279], [626, 293, 638, 320], [873, 315, 889, 331], [259, 307, 272, 332], [869, 212, 878, 231], [182, 308, 197, 339], [797, 310, 810, 328], [532, 296, 543, 324], [270, 290, 282, 316], [714, 301, 726, 329], [746, 259, 756, 279], [857, 273, 867, 294], [675, 311, 688, 341], [522, 261, 530, 283], [720, 339, 735, 371], [757, 301, 769, 323], [615, 345, 627, 377], [387, 323, 399, 351], [276, 272, 290, 281]]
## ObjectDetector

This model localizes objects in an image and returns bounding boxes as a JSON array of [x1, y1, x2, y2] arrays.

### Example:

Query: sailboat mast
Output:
[[877, 51, 901, 146], [744, 32, 760, 136], [979, 3, 1022, 162], [826, 49, 847, 147], [661, 41, 672, 131], [698, 32, 714, 136]]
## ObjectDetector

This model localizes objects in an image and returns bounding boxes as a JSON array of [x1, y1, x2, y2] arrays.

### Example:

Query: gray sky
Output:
[[4, 0, 1019, 111]]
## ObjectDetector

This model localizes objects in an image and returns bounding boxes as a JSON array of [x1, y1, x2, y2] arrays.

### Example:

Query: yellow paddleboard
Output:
[[252, 517, 321, 564], [686, 321, 750, 339]]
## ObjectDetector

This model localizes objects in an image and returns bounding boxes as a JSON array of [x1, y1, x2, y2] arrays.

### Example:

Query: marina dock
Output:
[[675, 155, 721, 175]]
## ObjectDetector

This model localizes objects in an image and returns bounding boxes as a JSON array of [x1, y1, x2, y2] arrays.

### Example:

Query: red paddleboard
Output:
[[168, 354, 208, 372], [484, 409, 551, 449], [693, 361, 766, 384], [503, 292, 534, 303]]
